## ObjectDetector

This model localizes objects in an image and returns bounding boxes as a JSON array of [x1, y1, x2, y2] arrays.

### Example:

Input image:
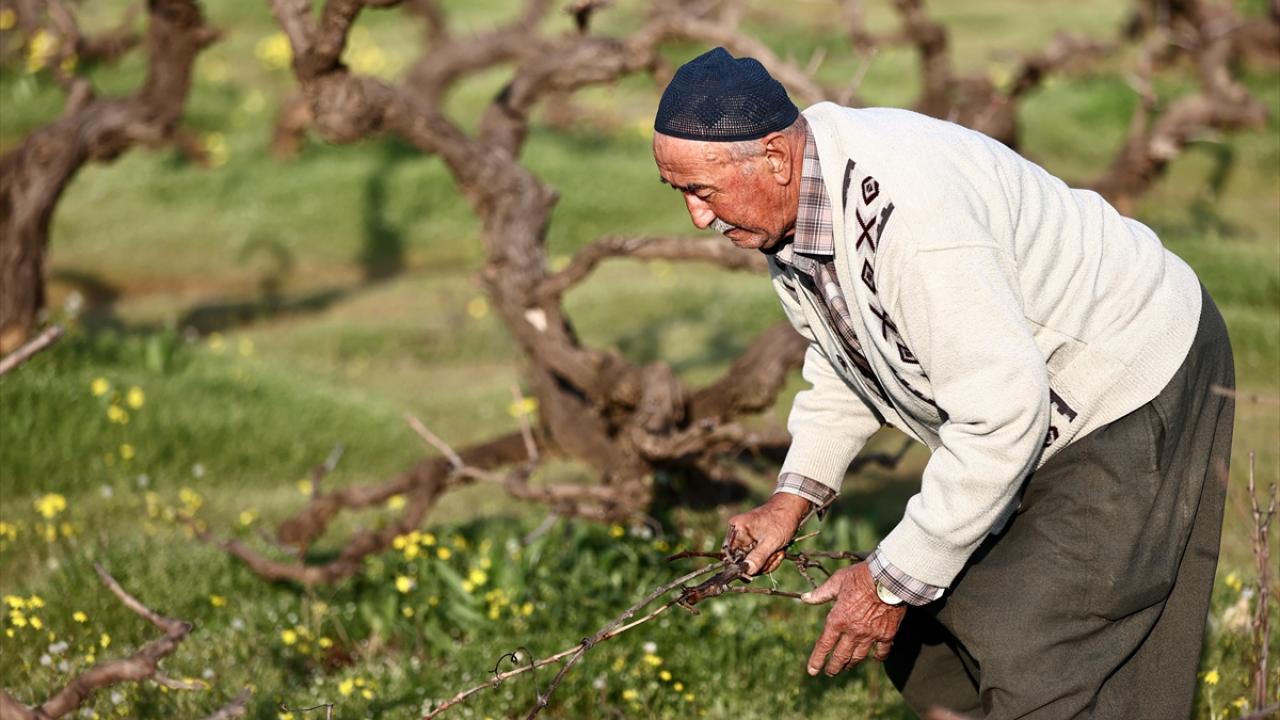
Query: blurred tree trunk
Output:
[[0, 0, 215, 353]]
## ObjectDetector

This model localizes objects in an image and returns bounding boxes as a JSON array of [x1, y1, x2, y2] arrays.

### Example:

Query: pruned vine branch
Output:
[[0, 563, 231, 720]]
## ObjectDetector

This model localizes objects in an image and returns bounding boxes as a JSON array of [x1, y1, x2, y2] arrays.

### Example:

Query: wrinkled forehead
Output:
[[652, 133, 729, 183]]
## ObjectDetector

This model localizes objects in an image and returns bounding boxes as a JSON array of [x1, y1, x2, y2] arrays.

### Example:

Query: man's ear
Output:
[[762, 131, 793, 185]]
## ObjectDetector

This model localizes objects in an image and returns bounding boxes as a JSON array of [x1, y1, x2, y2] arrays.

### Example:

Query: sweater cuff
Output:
[[868, 546, 946, 606], [878, 515, 975, 589], [778, 432, 861, 497]]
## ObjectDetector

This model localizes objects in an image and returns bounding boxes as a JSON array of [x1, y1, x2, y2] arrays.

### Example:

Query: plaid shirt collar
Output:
[[772, 125, 833, 275]]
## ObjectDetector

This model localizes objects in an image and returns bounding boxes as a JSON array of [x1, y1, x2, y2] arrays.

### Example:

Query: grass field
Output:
[[1, 1, 1277, 718]]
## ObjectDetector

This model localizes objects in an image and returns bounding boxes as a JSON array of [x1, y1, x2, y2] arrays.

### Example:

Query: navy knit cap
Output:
[[654, 47, 799, 142]]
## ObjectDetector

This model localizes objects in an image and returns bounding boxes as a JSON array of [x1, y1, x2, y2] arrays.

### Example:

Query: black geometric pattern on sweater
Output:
[[877, 202, 895, 243], [1049, 389, 1078, 422], [860, 259, 876, 293], [841, 159, 857, 210], [897, 342, 918, 364], [869, 303, 898, 340], [854, 208, 876, 252], [862, 176, 880, 205], [892, 368, 939, 409]]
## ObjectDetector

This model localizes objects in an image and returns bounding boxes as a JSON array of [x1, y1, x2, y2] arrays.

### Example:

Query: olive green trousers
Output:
[[885, 286, 1235, 720]]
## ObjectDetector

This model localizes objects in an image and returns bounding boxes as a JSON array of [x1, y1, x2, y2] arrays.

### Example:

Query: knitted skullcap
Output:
[[654, 47, 799, 142]]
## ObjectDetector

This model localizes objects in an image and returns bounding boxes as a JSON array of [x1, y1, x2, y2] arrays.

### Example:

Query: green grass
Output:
[[1, 0, 1277, 718]]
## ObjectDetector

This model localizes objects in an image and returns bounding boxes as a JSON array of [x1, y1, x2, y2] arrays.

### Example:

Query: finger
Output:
[[743, 541, 776, 575], [872, 639, 893, 662], [800, 573, 841, 605], [807, 623, 841, 676], [721, 524, 738, 557], [824, 633, 858, 676], [848, 637, 875, 669], [761, 549, 785, 575]]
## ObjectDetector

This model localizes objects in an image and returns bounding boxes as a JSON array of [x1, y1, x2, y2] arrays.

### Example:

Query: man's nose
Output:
[[683, 194, 715, 229]]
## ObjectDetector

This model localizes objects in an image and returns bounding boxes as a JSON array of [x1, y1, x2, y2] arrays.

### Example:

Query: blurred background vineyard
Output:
[[0, 0, 1277, 718]]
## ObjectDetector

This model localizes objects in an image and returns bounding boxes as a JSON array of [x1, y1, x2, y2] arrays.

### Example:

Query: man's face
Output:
[[652, 132, 797, 252]]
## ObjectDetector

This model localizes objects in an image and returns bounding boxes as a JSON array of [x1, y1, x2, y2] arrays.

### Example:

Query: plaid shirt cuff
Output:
[[868, 547, 946, 606], [774, 472, 837, 519]]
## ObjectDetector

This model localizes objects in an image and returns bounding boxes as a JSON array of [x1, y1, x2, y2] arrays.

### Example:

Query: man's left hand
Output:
[[801, 561, 906, 676]]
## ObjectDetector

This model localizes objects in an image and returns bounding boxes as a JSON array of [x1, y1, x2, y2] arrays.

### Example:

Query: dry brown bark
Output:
[[1091, 0, 1269, 212], [0, 0, 216, 353], [193, 0, 813, 587]]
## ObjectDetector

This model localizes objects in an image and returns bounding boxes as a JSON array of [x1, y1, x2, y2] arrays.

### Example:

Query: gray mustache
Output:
[[710, 218, 737, 236]]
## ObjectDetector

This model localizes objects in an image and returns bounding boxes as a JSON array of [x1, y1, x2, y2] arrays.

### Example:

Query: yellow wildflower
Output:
[[436, 547, 451, 560], [479, 557, 492, 570], [421, 533, 436, 546], [1225, 572, 1242, 592], [278, 713, 294, 720], [386, 495, 406, 510], [467, 569, 488, 586], [360, 688, 374, 700], [610, 524, 625, 538], [673, 682, 684, 692], [659, 670, 672, 682], [622, 689, 639, 701], [239, 510, 257, 526], [467, 296, 489, 320], [280, 629, 297, 646], [34, 494, 67, 519], [29, 616, 42, 630], [4, 596, 24, 610], [683, 693, 695, 702], [1232, 697, 1249, 710], [91, 377, 110, 396], [119, 444, 135, 461], [100, 633, 110, 648], [297, 479, 313, 496], [9, 610, 26, 627], [508, 397, 538, 418], [393, 534, 409, 550], [461, 580, 475, 593], [521, 602, 533, 616], [106, 405, 128, 424], [126, 386, 145, 409], [643, 653, 662, 667], [255, 33, 292, 70], [338, 679, 354, 697], [73, 611, 88, 623], [25, 29, 56, 73], [1203, 669, 1219, 685], [394, 576, 414, 594], [209, 595, 227, 608], [319, 637, 333, 649]]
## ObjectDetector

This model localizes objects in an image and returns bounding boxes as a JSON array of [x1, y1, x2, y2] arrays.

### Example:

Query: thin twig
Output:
[[1247, 450, 1276, 709], [424, 561, 723, 719], [0, 325, 64, 375], [404, 413, 466, 469], [511, 384, 540, 462], [1212, 385, 1280, 406], [202, 689, 253, 720]]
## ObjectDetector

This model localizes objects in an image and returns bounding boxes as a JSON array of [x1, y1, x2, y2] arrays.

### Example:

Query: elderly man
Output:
[[652, 48, 1235, 719]]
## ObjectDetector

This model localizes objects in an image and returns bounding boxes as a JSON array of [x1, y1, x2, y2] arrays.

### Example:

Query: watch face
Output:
[[876, 582, 903, 605]]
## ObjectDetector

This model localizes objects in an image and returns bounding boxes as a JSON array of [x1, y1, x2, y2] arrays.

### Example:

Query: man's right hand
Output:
[[724, 492, 814, 576]]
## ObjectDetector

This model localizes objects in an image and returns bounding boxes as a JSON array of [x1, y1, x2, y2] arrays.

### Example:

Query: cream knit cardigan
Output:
[[771, 102, 1203, 587]]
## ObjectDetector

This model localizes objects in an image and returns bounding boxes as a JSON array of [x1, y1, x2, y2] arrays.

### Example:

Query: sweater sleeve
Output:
[[778, 342, 885, 497], [877, 244, 1050, 588]]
